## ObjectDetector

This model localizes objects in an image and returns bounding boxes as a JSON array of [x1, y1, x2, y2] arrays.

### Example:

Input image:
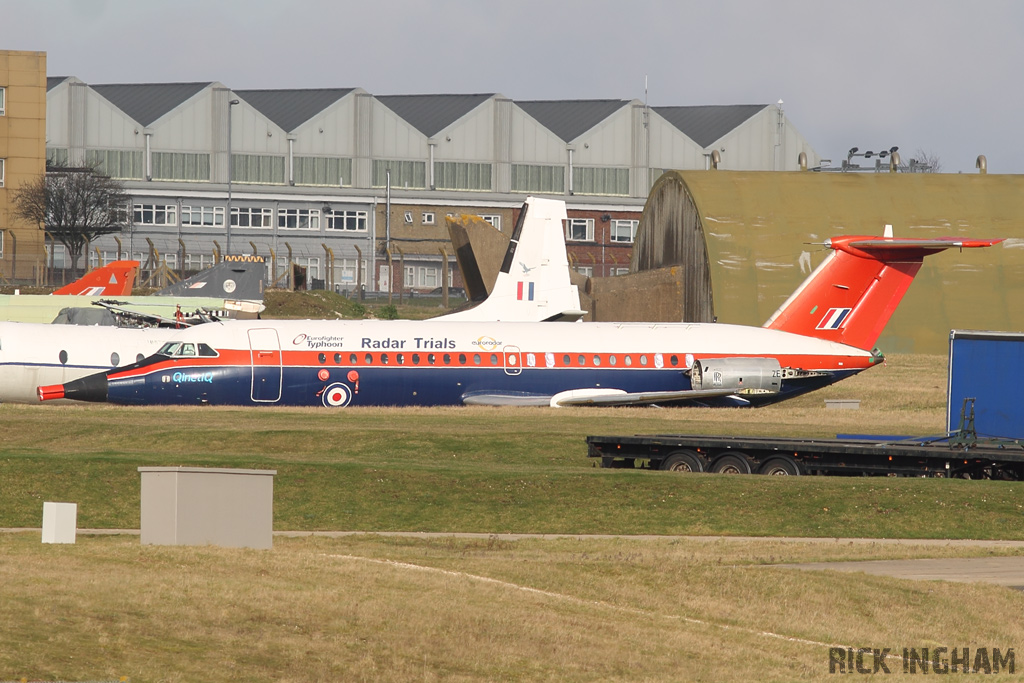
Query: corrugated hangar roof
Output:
[[654, 104, 767, 148], [234, 88, 356, 132], [90, 82, 212, 127], [376, 94, 494, 138], [516, 99, 631, 142]]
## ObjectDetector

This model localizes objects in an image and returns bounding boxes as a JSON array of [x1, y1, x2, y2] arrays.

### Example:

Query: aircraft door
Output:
[[503, 345, 522, 376], [248, 328, 282, 402]]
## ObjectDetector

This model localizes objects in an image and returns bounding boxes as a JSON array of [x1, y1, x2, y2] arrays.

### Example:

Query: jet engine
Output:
[[689, 358, 782, 394]]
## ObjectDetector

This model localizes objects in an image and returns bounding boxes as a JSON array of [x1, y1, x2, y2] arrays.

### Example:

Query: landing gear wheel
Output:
[[711, 453, 752, 475], [661, 450, 705, 473], [759, 457, 801, 476]]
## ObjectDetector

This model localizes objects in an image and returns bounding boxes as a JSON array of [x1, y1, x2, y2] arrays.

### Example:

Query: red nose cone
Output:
[[37, 385, 65, 402]]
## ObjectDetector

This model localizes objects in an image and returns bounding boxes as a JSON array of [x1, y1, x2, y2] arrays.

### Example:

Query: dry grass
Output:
[[0, 534, 1021, 682]]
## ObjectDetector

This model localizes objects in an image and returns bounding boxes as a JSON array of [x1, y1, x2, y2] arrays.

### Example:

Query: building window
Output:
[[511, 164, 565, 193], [46, 148, 69, 166], [418, 266, 439, 288], [326, 210, 368, 232], [610, 219, 638, 243], [404, 265, 415, 288], [133, 204, 177, 226], [231, 207, 273, 228], [185, 253, 213, 272], [478, 214, 501, 230], [86, 149, 144, 180], [181, 205, 225, 228], [422, 212, 435, 225], [404, 211, 413, 225], [338, 258, 367, 285], [0, 230, 4, 259], [574, 265, 594, 277], [613, 267, 630, 276], [0, 87, 5, 116], [294, 156, 352, 186], [152, 152, 211, 181], [573, 167, 629, 196], [233, 154, 285, 184], [565, 218, 594, 242], [372, 160, 426, 189], [0, 158, 4, 187], [279, 208, 320, 230], [434, 161, 492, 191]]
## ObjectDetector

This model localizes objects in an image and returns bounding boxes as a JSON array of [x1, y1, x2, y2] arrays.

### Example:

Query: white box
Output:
[[42, 502, 77, 544]]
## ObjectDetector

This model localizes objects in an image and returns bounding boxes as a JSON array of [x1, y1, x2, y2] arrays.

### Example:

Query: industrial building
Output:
[[0, 49, 820, 290]]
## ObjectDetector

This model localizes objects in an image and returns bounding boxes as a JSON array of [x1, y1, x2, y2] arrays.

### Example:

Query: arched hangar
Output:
[[633, 170, 1024, 354]]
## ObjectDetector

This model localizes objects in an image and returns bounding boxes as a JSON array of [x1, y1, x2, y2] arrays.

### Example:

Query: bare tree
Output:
[[906, 148, 943, 173], [12, 163, 131, 281]]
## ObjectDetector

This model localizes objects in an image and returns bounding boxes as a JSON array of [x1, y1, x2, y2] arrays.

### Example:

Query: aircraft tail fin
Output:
[[435, 197, 584, 322], [155, 255, 266, 302], [764, 234, 1001, 350], [53, 260, 139, 296]]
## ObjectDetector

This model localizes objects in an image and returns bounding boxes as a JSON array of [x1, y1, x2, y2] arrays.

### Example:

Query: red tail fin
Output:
[[764, 236, 1000, 350], [53, 261, 140, 296]]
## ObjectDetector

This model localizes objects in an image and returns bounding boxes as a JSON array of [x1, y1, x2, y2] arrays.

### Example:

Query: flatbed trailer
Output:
[[585, 431, 1024, 479]]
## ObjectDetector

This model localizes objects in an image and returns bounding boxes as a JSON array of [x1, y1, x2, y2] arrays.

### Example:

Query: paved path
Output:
[[6, 529, 1024, 587]]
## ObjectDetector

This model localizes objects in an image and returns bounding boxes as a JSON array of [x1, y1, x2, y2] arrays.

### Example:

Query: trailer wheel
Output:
[[759, 457, 801, 476], [661, 450, 705, 473], [711, 453, 752, 475]]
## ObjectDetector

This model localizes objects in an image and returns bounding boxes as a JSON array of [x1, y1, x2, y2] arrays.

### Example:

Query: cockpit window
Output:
[[157, 341, 218, 358], [158, 342, 181, 356]]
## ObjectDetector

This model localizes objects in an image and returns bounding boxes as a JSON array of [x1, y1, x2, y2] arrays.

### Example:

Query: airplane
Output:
[[433, 198, 584, 322], [51, 260, 140, 296], [38, 204, 1001, 408], [0, 199, 573, 403], [0, 255, 266, 325]]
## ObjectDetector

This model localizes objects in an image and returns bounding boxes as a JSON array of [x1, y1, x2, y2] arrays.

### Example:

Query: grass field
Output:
[[3, 352, 1023, 681]]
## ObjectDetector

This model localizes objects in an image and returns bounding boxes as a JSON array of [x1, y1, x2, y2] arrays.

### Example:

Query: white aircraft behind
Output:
[[0, 197, 582, 403]]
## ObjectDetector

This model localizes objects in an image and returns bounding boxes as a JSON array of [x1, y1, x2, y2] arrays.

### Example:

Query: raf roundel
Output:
[[322, 383, 352, 407]]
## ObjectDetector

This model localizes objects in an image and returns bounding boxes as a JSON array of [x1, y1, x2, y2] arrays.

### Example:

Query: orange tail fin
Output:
[[764, 236, 1000, 350], [53, 260, 140, 296]]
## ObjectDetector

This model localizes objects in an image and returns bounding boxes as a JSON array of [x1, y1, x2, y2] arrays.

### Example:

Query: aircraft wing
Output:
[[462, 386, 742, 408]]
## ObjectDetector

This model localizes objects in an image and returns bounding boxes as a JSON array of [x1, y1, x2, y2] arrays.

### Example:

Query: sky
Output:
[[3, 0, 1022, 174]]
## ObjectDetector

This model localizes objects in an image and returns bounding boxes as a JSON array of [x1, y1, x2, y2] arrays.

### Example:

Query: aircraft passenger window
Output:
[[655, 353, 664, 369], [364, 353, 373, 364], [545, 352, 554, 368], [593, 355, 601, 366], [640, 355, 648, 366], [397, 353, 405, 365], [527, 353, 536, 367], [670, 355, 679, 366], [318, 353, 326, 364], [609, 355, 617, 366], [334, 353, 342, 364], [473, 354, 481, 365], [412, 354, 420, 365], [443, 354, 451, 365], [59, 350, 68, 365], [427, 353, 436, 365], [577, 354, 585, 366], [381, 354, 390, 365], [198, 344, 218, 357], [562, 354, 570, 366], [349, 353, 358, 364], [111, 352, 120, 366], [490, 354, 498, 365], [624, 355, 632, 367], [136, 353, 145, 362], [458, 354, 467, 365]]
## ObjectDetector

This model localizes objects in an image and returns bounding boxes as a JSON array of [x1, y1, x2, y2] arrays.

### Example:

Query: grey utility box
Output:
[[138, 466, 276, 549]]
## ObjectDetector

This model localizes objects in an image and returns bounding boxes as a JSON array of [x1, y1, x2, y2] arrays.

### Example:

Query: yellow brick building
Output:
[[0, 50, 46, 282]]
